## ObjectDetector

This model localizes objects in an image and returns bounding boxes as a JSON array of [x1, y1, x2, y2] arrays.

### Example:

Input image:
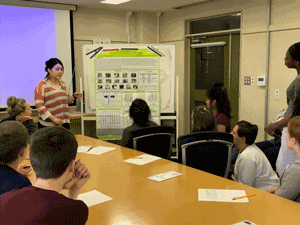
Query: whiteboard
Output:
[[82, 44, 175, 114]]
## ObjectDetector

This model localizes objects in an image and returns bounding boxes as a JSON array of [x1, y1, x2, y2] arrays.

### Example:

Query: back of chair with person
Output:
[[131, 125, 175, 159], [178, 131, 233, 178]]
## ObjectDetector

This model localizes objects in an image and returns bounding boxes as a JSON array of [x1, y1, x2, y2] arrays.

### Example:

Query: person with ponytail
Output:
[[206, 83, 231, 133], [121, 98, 158, 148], [231, 121, 279, 191], [34, 58, 83, 129], [265, 42, 300, 176], [0, 96, 36, 135], [191, 105, 216, 133]]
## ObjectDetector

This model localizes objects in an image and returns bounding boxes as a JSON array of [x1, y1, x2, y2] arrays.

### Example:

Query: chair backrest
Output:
[[178, 131, 233, 178], [132, 126, 175, 159]]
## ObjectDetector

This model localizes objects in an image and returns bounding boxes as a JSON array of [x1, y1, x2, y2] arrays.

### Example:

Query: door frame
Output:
[[185, 29, 240, 133]]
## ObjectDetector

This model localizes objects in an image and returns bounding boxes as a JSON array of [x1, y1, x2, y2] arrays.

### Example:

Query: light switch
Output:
[[244, 76, 251, 85]]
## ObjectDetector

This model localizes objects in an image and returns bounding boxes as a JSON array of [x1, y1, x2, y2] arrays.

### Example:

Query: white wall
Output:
[[157, 0, 300, 141], [72, 0, 300, 140]]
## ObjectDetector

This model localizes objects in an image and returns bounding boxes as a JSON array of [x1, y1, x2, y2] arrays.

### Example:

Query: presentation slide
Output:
[[0, 4, 73, 108]]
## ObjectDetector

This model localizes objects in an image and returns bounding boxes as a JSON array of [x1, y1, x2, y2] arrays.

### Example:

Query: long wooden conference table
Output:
[[28, 135, 300, 224]]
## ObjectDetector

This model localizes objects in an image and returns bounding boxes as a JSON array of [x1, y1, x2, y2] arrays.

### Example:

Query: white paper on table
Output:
[[124, 154, 160, 165], [198, 189, 249, 203], [111, 221, 134, 225], [77, 146, 92, 153], [78, 190, 112, 207], [86, 146, 116, 155], [232, 220, 257, 225], [148, 171, 182, 182]]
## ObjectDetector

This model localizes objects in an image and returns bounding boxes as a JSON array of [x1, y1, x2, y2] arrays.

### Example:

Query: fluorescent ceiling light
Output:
[[191, 42, 226, 48], [100, 0, 131, 5]]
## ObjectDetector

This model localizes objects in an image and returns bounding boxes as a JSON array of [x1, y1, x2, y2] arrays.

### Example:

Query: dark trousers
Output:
[[38, 122, 70, 130], [255, 139, 281, 171]]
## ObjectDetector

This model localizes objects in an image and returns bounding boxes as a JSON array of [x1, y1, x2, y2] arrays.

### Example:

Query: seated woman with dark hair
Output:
[[0, 96, 37, 136], [206, 83, 231, 133], [192, 105, 216, 132], [121, 98, 158, 148]]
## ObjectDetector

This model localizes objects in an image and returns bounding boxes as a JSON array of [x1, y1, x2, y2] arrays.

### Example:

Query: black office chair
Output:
[[178, 131, 233, 178], [256, 140, 280, 171], [131, 125, 175, 159]]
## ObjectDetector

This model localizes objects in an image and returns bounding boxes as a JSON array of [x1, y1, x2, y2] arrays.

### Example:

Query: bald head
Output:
[[0, 121, 28, 164]]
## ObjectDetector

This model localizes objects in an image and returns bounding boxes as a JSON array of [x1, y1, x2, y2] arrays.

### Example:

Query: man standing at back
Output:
[[231, 121, 279, 191], [0, 127, 91, 225]]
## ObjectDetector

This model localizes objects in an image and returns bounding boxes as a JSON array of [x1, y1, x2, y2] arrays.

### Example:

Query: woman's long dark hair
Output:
[[129, 98, 151, 126], [44, 58, 64, 78], [206, 83, 231, 119]]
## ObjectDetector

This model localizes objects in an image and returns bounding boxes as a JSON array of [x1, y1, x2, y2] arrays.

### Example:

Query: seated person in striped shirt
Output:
[[267, 116, 300, 202], [34, 58, 83, 130], [0, 121, 32, 195], [0, 127, 91, 225], [0, 96, 36, 136]]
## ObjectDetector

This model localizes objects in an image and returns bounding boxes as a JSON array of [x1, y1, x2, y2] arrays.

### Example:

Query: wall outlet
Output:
[[275, 90, 279, 98], [251, 77, 255, 85]]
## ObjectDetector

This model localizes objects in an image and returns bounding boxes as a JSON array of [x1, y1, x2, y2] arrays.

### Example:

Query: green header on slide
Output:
[[97, 49, 158, 57]]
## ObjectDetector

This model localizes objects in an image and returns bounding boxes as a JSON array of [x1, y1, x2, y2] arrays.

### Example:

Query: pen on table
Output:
[[232, 194, 255, 200], [23, 166, 31, 169], [87, 147, 93, 152]]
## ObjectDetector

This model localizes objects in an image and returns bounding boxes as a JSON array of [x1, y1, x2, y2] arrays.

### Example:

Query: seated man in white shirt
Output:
[[231, 121, 279, 191]]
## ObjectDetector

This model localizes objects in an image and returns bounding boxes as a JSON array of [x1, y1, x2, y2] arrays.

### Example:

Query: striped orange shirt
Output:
[[34, 79, 70, 126]]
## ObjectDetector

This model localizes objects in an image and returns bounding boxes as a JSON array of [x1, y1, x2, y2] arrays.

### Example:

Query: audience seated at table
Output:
[[206, 83, 231, 133], [0, 96, 37, 136], [191, 105, 216, 132], [231, 120, 279, 191], [267, 116, 300, 202], [0, 127, 91, 225], [254, 109, 285, 170], [0, 121, 32, 195], [121, 98, 158, 148]]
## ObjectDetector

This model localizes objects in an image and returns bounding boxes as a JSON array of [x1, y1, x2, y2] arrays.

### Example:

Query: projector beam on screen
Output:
[[0, 5, 73, 108]]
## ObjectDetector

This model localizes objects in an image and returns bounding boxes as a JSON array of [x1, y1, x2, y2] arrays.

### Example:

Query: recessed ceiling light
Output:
[[100, 0, 131, 5]]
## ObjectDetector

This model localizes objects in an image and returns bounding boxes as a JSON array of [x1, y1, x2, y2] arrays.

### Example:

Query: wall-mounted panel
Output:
[[240, 32, 267, 141]]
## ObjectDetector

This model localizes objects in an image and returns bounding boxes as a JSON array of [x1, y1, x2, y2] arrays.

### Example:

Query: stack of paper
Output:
[[77, 146, 92, 153], [198, 189, 249, 203], [78, 190, 112, 207], [77, 145, 116, 155], [148, 171, 182, 182], [87, 146, 116, 155], [124, 154, 160, 165]]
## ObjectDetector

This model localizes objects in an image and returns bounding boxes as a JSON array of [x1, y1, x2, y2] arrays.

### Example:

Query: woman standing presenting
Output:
[[34, 58, 83, 130], [265, 42, 300, 176]]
